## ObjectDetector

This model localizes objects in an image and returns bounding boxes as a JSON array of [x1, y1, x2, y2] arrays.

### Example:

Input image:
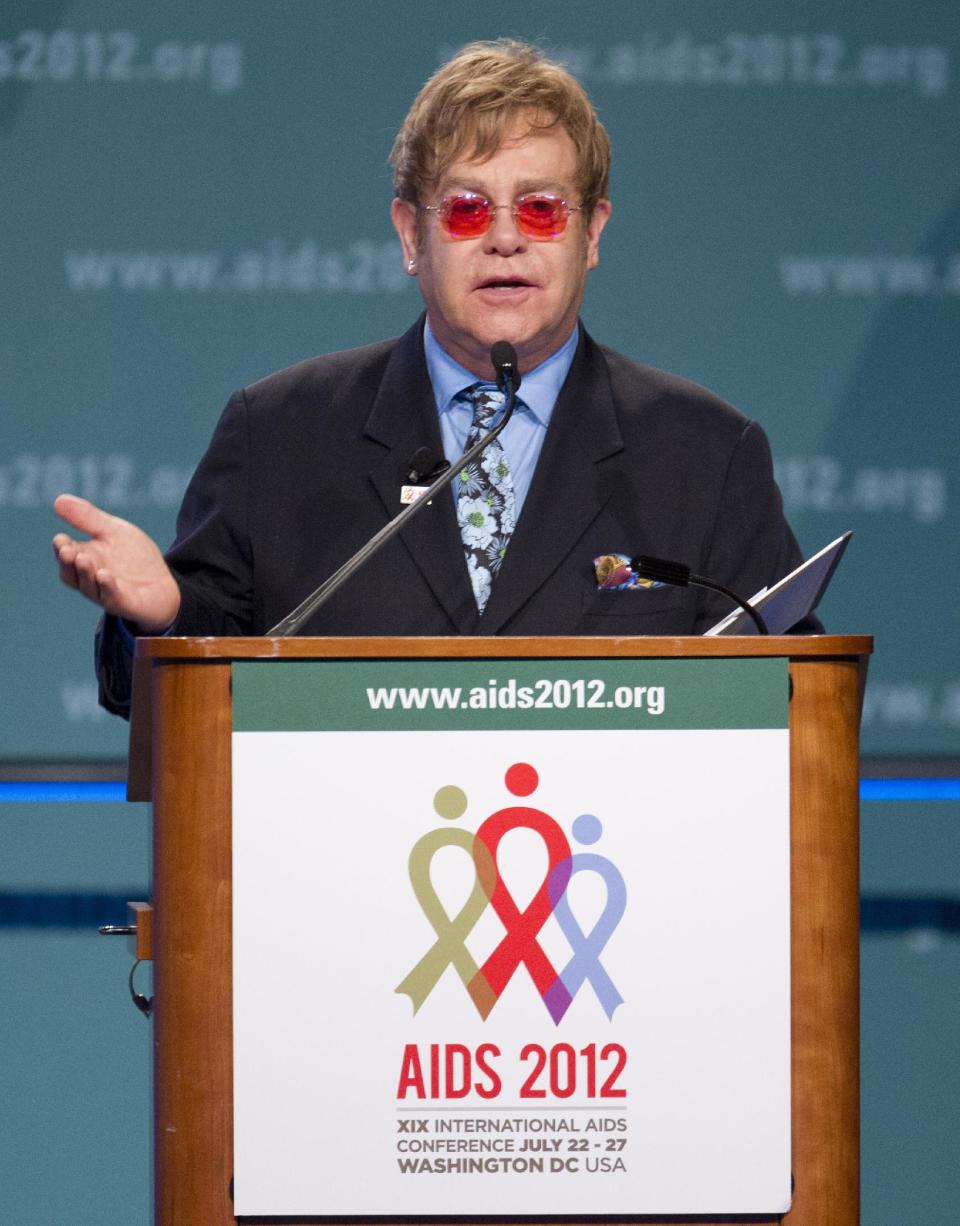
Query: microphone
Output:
[[268, 341, 522, 636], [630, 554, 769, 635], [491, 340, 521, 394], [406, 446, 448, 484]]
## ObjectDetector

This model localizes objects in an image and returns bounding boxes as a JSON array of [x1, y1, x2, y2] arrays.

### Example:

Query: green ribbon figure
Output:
[[395, 827, 498, 1019]]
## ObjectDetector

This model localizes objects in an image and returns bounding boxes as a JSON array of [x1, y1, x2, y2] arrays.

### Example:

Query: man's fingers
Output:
[[53, 493, 115, 539], [53, 533, 85, 566], [57, 558, 81, 591], [71, 550, 103, 604], [57, 548, 115, 612], [54, 534, 98, 574], [53, 535, 75, 564], [54, 535, 83, 590]]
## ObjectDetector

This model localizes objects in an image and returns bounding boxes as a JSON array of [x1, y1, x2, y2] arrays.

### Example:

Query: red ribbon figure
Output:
[[471, 803, 572, 1003]]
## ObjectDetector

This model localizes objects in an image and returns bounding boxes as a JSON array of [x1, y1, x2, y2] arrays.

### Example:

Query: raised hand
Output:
[[52, 494, 182, 633]]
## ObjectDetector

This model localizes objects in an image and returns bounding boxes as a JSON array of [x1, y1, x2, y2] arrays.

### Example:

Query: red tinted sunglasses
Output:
[[423, 192, 582, 240]]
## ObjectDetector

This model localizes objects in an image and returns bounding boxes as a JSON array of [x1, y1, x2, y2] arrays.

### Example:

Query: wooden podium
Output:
[[129, 634, 871, 1226]]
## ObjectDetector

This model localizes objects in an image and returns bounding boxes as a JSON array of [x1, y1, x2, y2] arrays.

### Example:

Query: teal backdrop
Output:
[[2, 0, 957, 757], [2, 6, 959, 1223]]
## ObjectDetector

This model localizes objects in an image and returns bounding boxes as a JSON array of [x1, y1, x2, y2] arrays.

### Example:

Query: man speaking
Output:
[[52, 39, 816, 717]]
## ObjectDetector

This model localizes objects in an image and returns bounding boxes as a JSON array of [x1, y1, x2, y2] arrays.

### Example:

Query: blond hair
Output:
[[390, 39, 611, 218]]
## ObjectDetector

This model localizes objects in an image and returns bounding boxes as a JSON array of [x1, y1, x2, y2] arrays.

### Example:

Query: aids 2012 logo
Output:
[[394, 762, 629, 1102], [397, 761, 626, 1024]]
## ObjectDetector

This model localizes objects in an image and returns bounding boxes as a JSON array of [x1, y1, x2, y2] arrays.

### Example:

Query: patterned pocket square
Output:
[[593, 553, 665, 591]]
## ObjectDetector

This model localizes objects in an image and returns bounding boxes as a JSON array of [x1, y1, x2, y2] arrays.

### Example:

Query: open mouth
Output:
[[476, 276, 535, 291]]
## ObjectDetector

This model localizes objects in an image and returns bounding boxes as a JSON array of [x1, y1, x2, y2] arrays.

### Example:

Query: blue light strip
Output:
[[859, 779, 960, 801], [0, 782, 127, 803], [2, 779, 959, 802]]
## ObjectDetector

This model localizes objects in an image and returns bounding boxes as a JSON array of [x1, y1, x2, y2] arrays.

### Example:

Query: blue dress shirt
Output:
[[423, 318, 578, 516]]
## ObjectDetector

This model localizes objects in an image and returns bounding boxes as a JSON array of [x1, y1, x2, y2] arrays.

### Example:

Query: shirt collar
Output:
[[423, 318, 578, 428]]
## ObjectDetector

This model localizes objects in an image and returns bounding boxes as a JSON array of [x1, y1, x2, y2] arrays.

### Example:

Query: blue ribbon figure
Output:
[[544, 813, 626, 1022]]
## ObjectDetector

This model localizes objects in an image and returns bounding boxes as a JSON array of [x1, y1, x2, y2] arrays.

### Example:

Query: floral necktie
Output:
[[455, 383, 517, 613]]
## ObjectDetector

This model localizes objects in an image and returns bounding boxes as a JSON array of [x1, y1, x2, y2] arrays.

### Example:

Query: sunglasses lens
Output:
[[436, 194, 571, 239], [515, 195, 568, 237], [442, 196, 492, 237]]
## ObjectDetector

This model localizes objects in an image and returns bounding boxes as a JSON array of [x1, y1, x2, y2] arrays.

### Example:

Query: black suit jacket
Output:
[[98, 319, 816, 714]]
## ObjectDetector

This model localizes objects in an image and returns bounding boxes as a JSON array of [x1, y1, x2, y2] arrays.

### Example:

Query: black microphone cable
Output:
[[630, 555, 770, 635]]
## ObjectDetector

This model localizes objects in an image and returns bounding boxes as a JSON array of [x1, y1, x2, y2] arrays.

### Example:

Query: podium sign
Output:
[[231, 656, 791, 1217]]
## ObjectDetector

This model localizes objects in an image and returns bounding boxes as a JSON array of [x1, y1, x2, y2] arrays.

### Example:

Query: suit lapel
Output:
[[480, 332, 624, 632], [363, 319, 477, 631]]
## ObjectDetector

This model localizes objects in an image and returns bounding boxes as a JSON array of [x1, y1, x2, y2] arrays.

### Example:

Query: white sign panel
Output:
[[231, 658, 791, 1217]]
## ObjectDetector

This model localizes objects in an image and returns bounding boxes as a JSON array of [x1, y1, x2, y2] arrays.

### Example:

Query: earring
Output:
[[407, 258, 417, 274]]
